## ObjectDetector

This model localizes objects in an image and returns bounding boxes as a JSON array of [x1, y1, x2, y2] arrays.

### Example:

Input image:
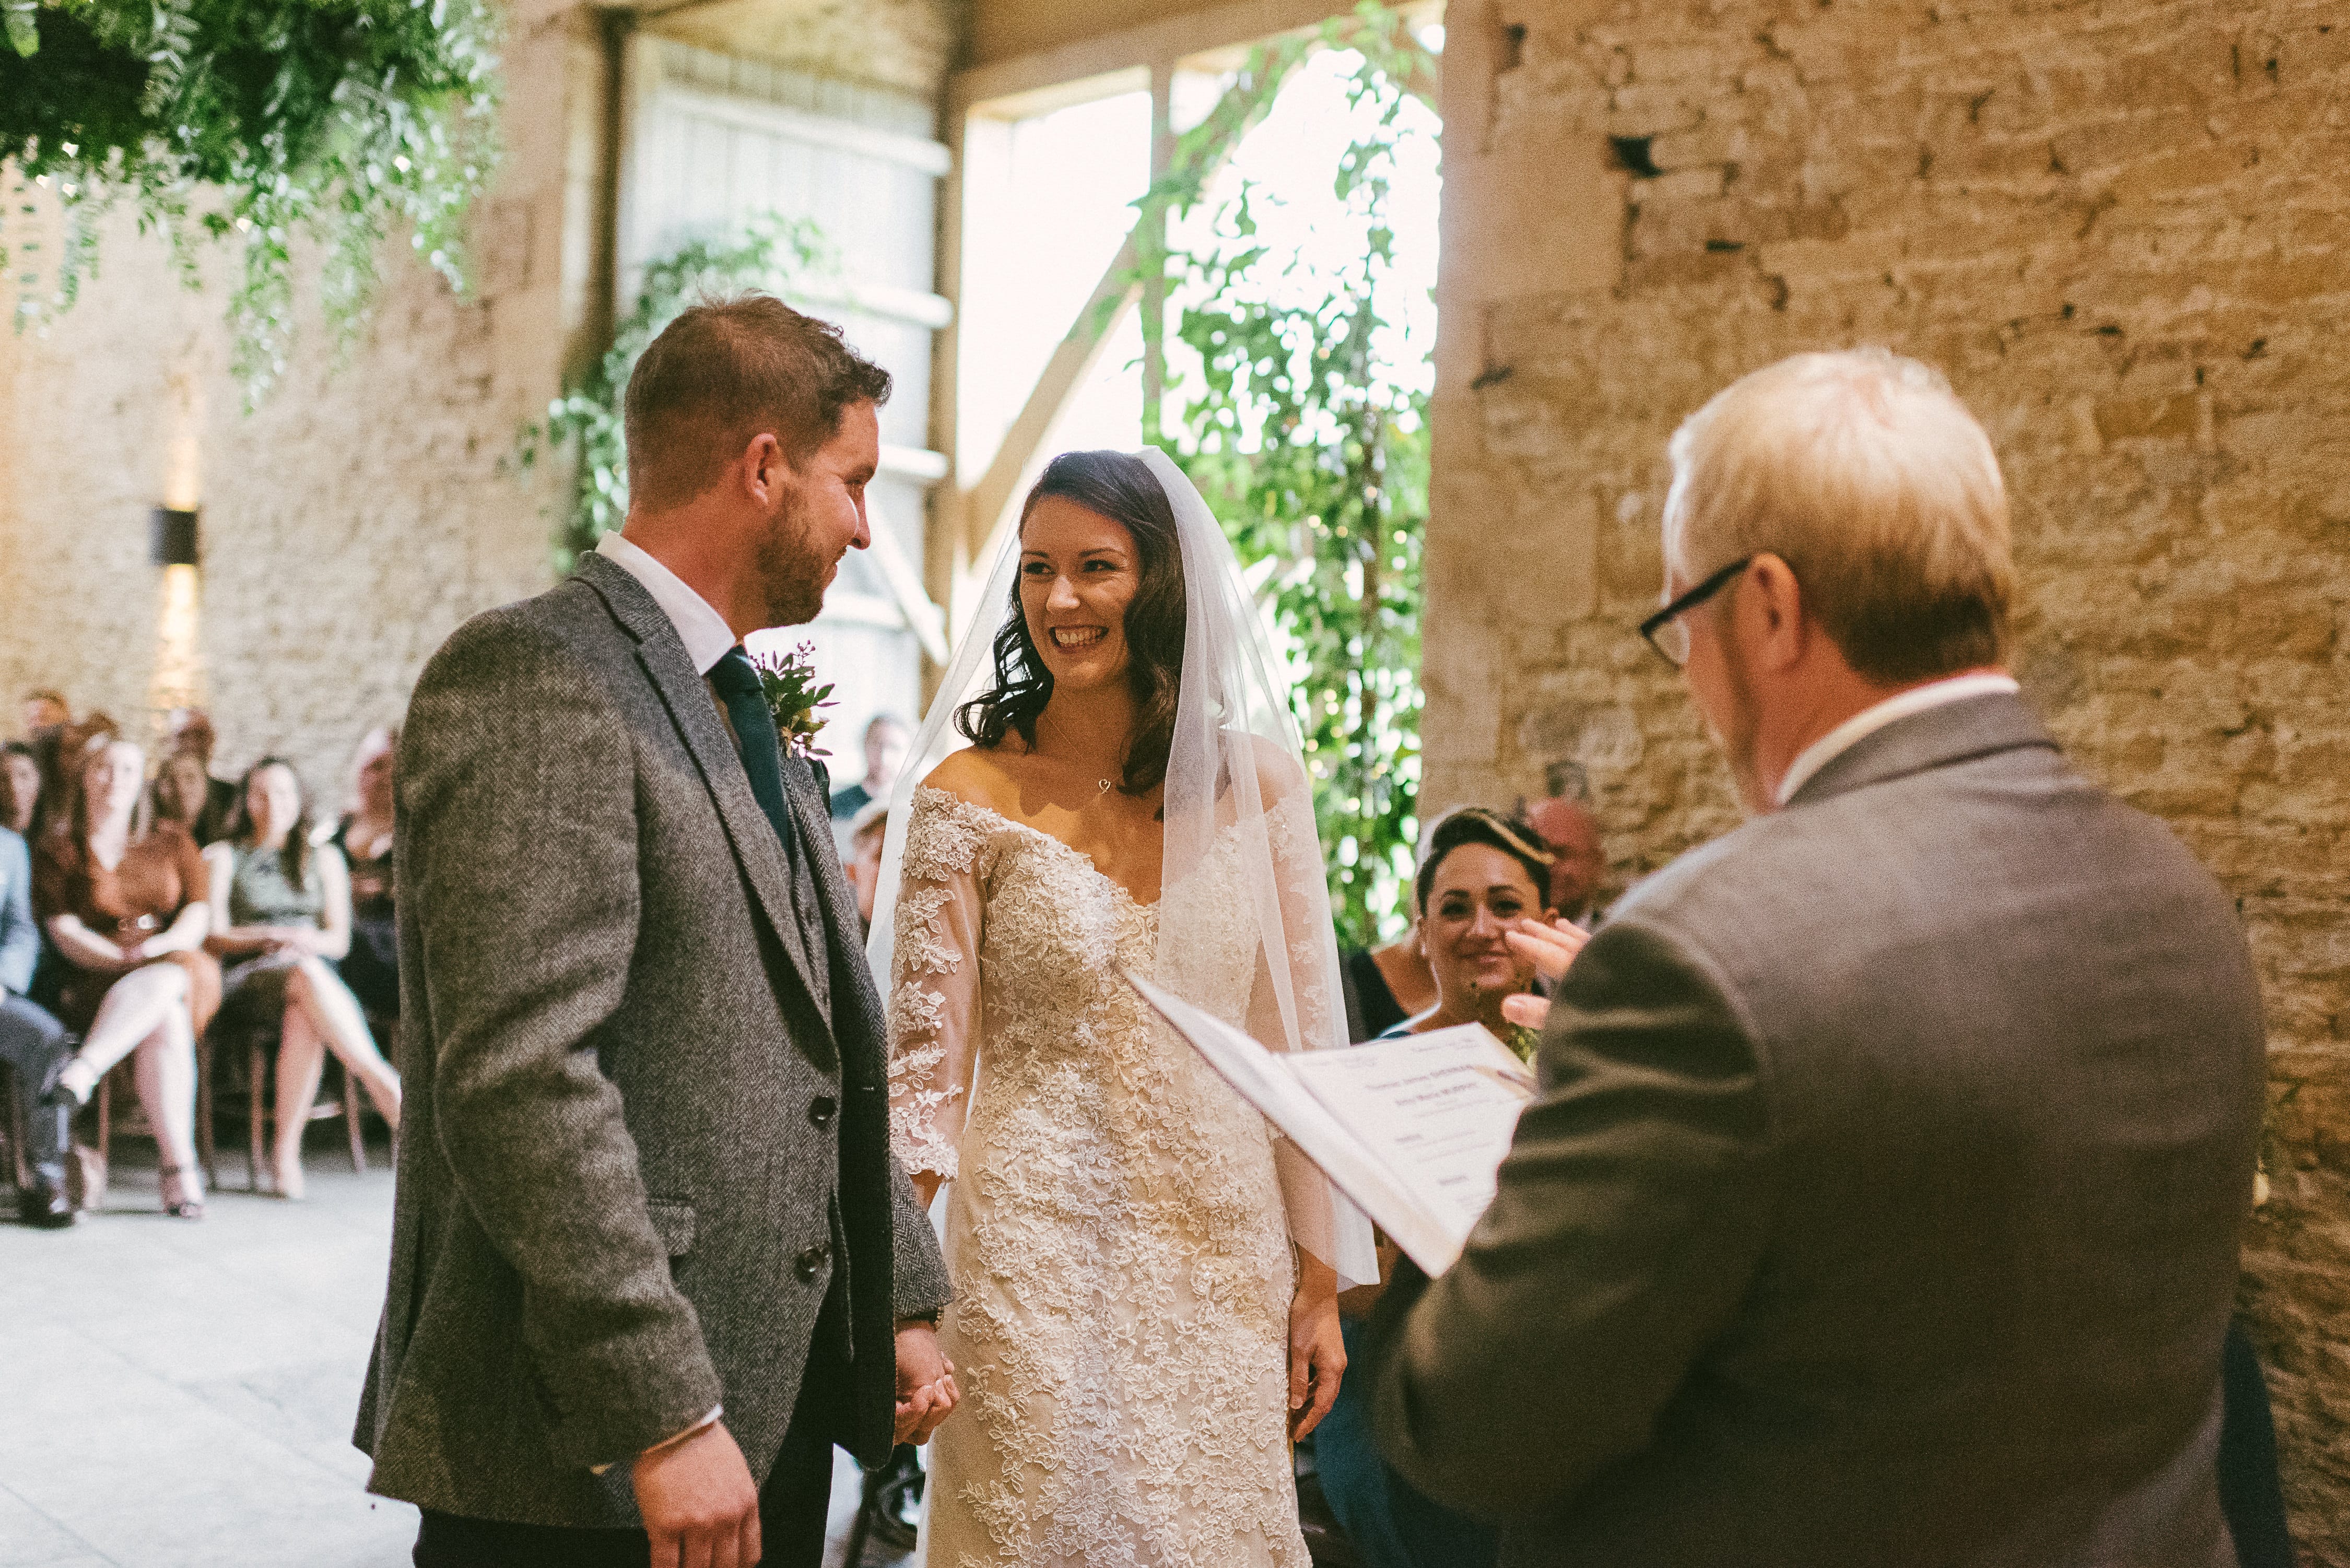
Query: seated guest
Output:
[[20, 689, 67, 742], [158, 708, 238, 844], [1384, 807, 1567, 1053], [1317, 808, 1590, 1568], [0, 787, 76, 1228], [150, 747, 233, 847], [1339, 930, 1433, 1044], [3, 741, 41, 836], [329, 726, 400, 1020], [828, 712, 908, 856], [36, 737, 219, 1219], [204, 757, 402, 1199], [1516, 788, 1605, 927], [1361, 349, 2267, 1566]]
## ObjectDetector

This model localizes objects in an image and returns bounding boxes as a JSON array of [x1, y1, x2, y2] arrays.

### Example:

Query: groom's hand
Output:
[[894, 1318, 959, 1445], [632, 1420, 761, 1568]]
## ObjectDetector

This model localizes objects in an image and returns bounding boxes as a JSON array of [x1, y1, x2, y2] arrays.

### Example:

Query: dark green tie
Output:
[[710, 646, 828, 997]]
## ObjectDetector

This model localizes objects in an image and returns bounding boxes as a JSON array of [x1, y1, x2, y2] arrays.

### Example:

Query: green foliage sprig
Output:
[[1159, 5, 1436, 948], [754, 642, 835, 760], [1, 0, 500, 399], [514, 214, 829, 574]]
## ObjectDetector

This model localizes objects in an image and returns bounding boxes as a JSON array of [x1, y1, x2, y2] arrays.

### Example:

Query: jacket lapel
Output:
[[577, 555, 832, 1030], [779, 759, 885, 1085]]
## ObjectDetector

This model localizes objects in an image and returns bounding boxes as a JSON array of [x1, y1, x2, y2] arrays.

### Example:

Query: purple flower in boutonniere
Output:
[[751, 643, 835, 759]]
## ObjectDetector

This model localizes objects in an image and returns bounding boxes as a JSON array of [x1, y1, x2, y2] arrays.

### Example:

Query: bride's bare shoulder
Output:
[[922, 745, 1027, 816]]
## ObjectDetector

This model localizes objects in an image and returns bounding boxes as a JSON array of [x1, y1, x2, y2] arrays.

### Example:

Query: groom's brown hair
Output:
[[624, 293, 891, 510]]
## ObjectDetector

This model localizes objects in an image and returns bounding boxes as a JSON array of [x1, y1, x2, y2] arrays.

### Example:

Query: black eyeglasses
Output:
[[1638, 555, 1754, 669]]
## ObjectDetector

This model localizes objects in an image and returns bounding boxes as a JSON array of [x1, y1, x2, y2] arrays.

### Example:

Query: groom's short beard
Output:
[[756, 485, 828, 627]]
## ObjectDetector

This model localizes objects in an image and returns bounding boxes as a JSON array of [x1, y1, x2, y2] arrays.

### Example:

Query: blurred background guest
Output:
[[204, 758, 402, 1199], [843, 798, 887, 933], [151, 746, 234, 847], [0, 779, 77, 1228], [828, 712, 909, 856], [3, 740, 41, 837], [330, 726, 401, 1022], [20, 689, 68, 751], [1339, 927, 1433, 1044], [158, 708, 239, 844], [35, 736, 217, 1219], [1518, 789, 1605, 928]]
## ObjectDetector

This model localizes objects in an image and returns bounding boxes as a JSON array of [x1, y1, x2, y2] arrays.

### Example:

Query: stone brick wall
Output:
[[1425, 0, 2349, 1554], [0, 0, 590, 795]]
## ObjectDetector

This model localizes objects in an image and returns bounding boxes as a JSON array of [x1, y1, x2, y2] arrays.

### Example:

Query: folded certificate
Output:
[[1124, 969, 1531, 1276]]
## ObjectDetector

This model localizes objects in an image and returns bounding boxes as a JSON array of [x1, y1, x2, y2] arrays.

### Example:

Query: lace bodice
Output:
[[886, 785, 1309, 1567]]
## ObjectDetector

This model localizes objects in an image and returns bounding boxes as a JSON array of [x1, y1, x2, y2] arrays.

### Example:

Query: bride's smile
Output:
[[1019, 492, 1143, 690]]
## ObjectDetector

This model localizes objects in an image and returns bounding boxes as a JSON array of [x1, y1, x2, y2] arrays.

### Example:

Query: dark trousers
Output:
[[414, 1338, 852, 1568], [0, 993, 71, 1189]]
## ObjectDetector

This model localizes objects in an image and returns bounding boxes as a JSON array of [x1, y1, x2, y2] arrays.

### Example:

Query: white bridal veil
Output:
[[866, 447, 1378, 1288]]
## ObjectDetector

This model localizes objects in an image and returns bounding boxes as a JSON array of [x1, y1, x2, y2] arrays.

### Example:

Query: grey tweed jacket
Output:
[[355, 552, 950, 1528], [1365, 692, 2266, 1567]]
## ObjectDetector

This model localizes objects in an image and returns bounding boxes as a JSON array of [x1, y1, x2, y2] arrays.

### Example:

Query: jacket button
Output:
[[809, 1096, 837, 1129], [794, 1243, 829, 1283]]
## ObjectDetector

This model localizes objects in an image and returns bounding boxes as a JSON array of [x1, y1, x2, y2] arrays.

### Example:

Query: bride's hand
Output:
[[1287, 1253, 1345, 1442]]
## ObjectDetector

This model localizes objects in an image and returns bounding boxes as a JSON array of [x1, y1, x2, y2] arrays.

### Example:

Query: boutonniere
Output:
[[1501, 1022, 1541, 1065], [751, 642, 835, 759]]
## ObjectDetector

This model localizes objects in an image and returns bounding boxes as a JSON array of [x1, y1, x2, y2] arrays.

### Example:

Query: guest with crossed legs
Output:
[[38, 738, 218, 1219], [204, 757, 401, 1199]]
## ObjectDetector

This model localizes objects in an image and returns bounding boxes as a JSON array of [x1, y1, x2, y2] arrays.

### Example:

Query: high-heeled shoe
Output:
[[158, 1165, 205, 1220]]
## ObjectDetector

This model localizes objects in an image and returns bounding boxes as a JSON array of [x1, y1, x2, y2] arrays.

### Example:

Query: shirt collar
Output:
[[1773, 671, 2023, 807], [595, 532, 738, 675]]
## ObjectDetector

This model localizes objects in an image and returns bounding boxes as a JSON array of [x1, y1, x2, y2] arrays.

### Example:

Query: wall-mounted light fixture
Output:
[[150, 506, 201, 568]]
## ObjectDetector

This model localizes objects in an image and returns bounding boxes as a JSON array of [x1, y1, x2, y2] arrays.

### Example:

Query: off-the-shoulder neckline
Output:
[[914, 784, 1160, 912]]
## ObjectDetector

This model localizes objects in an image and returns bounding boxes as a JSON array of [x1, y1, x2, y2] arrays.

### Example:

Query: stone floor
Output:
[[0, 1143, 910, 1568]]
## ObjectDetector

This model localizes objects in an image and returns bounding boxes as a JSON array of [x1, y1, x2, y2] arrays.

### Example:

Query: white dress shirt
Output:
[[1774, 671, 2022, 807], [596, 531, 738, 674]]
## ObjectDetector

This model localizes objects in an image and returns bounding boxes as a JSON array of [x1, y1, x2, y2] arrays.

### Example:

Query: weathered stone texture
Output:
[[1426, 0, 2349, 1554], [0, 3, 586, 793]]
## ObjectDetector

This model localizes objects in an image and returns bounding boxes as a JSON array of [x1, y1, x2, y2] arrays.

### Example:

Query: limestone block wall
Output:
[[0, 0, 594, 796], [1424, 0, 2348, 1553]]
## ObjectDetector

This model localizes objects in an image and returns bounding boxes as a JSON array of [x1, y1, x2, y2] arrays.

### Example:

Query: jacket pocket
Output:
[[644, 1197, 696, 1257]]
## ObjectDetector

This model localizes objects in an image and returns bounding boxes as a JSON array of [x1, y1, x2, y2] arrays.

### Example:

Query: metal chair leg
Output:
[[344, 1058, 366, 1173]]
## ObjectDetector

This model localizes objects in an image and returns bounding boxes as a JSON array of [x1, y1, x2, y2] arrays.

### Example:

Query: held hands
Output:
[[895, 1318, 960, 1445], [1287, 1253, 1345, 1442], [1498, 916, 1592, 1034], [631, 1420, 761, 1568]]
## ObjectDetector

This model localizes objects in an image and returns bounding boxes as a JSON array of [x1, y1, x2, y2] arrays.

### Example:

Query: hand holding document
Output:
[[1125, 970, 1531, 1277]]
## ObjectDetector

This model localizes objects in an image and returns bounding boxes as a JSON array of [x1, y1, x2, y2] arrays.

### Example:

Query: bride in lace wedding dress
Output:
[[868, 450, 1376, 1567]]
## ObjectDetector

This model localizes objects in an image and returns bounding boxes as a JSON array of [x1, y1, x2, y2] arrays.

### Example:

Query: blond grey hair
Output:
[[1661, 347, 2014, 685]]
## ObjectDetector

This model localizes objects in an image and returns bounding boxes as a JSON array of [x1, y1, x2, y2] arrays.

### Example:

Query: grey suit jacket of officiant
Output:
[[1365, 691, 2266, 1567], [355, 552, 949, 1529]]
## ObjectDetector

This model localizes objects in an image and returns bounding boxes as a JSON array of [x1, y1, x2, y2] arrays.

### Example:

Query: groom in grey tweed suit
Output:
[[357, 296, 954, 1568]]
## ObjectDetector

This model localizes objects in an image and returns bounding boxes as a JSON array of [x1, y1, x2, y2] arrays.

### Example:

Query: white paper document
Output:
[[1124, 970, 1531, 1277]]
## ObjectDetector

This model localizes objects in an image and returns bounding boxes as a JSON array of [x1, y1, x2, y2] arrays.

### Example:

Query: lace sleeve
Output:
[[887, 792, 987, 1182]]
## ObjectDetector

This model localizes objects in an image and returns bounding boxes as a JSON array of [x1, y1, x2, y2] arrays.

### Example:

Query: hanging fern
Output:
[[1, 0, 500, 400]]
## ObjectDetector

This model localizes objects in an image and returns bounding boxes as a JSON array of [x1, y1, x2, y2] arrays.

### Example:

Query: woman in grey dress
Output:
[[203, 757, 401, 1197]]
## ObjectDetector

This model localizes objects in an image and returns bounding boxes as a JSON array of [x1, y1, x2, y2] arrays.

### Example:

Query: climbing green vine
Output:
[[1, 0, 500, 399], [514, 214, 830, 574], [1157, 5, 1437, 947]]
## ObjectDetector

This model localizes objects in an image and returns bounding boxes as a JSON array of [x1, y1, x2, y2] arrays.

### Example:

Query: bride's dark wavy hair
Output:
[[955, 450, 1188, 795]]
